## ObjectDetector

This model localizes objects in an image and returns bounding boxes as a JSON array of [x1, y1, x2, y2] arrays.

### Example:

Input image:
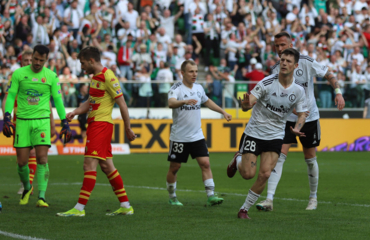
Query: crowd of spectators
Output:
[[0, 0, 369, 109]]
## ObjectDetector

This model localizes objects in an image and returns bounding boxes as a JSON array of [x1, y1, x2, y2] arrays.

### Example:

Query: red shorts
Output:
[[84, 121, 113, 160]]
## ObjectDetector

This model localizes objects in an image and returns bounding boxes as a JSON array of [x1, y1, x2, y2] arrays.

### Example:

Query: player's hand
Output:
[[184, 99, 198, 106], [59, 119, 72, 144], [290, 126, 306, 137], [223, 112, 232, 122], [66, 111, 76, 122], [2, 112, 15, 138], [125, 128, 136, 142], [335, 94, 345, 110], [239, 93, 256, 110]]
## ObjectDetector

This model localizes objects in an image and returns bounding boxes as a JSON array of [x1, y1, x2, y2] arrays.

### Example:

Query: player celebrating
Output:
[[57, 47, 136, 217], [3, 45, 72, 207], [255, 32, 345, 211], [227, 48, 308, 219], [166, 60, 232, 206], [2, 49, 56, 196]]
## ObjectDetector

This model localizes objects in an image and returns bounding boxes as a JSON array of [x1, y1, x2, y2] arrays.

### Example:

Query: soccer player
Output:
[[255, 32, 345, 211], [166, 60, 232, 206], [227, 48, 308, 219], [2, 50, 57, 196], [56, 47, 136, 217], [2, 45, 72, 207]]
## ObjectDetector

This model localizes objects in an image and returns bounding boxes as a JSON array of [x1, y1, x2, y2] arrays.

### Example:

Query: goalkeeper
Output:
[[3, 45, 72, 206]]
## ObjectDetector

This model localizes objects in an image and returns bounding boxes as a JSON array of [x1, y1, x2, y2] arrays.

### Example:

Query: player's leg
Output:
[[256, 122, 296, 210], [13, 122, 25, 195], [14, 119, 34, 205], [239, 151, 279, 219], [34, 145, 50, 207], [299, 120, 321, 210], [100, 158, 134, 216], [56, 157, 99, 217], [28, 148, 37, 187], [166, 141, 189, 206]]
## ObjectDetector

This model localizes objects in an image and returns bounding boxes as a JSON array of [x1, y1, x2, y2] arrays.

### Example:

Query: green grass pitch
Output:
[[0, 152, 369, 240]]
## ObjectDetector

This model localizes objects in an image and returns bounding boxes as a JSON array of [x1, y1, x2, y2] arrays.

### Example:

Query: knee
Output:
[[169, 164, 181, 175], [239, 170, 254, 180], [257, 171, 271, 182], [83, 162, 94, 172], [304, 152, 316, 160], [99, 163, 111, 175], [37, 156, 48, 164], [18, 161, 28, 167], [199, 161, 210, 171]]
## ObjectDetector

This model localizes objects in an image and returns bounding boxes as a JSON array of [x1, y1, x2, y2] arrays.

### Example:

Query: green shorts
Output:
[[14, 118, 51, 148]]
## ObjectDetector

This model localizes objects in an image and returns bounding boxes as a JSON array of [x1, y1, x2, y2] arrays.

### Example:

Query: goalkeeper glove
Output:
[[59, 119, 72, 144], [2, 112, 15, 137]]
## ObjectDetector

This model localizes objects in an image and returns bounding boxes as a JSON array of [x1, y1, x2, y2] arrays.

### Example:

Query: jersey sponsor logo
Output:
[[32, 78, 38, 82], [26, 89, 42, 105], [113, 83, 119, 88], [296, 69, 304, 76], [266, 103, 291, 113], [26, 89, 43, 97], [197, 91, 201, 98], [289, 94, 296, 102], [272, 92, 277, 97], [280, 93, 288, 97], [91, 150, 98, 155], [295, 80, 308, 88], [111, 78, 115, 82], [41, 77, 46, 83], [116, 89, 122, 94], [180, 105, 201, 111], [190, 92, 195, 96]]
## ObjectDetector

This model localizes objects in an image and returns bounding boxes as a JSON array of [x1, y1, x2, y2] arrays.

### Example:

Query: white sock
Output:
[[266, 153, 286, 201], [305, 157, 319, 199], [120, 201, 130, 208], [241, 189, 260, 211], [204, 179, 215, 197], [74, 203, 85, 211], [166, 182, 177, 198], [236, 155, 242, 170]]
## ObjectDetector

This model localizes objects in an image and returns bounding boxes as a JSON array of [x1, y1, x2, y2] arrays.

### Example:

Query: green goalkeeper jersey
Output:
[[5, 65, 65, 120]]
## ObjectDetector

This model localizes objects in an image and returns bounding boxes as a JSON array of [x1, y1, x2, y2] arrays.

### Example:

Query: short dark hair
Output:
[[181, 60, 197, 72], [281, 48, 300, 64], [78, 46, 101, 62], [33, 45, 49, 57], [274, 32, 291, 40]]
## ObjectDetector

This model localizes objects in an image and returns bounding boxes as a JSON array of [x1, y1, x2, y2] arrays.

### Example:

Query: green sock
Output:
[[37, 163, 49, 199], [17, 165, 31, 191]]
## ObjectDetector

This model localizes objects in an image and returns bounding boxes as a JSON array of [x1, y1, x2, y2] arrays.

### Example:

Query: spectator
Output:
[[156, 27, 172, 52], [173, 34, 187, 58], [64, 0, 83, 38], [363, 97, 370, 118], [60, 43, 81, 76], [204, 13, 220, 71], [123, 2, 139, 30], [117, 38, 134, 80], [117, 23, 136, 46], [156, 62, 173, 107], [349, 63, 366, 107], [245, 62, 265, 92], [9, 56, 20, 72], [220, 67, 235, 108], [134, 64, 153, 107], [132, 44, 153, 71], [60, 66, 78, 107], [154, 6, 183, 39]]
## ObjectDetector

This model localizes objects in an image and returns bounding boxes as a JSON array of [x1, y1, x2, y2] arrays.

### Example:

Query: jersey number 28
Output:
[[244, 140, 256, 152]]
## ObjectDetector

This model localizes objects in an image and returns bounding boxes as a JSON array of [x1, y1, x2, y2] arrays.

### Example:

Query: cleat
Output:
[[169, 197, 183, 206], [306, 198, 317, 210], [227, 152, 241, 178], [106, 206, 134, 216], [19, 186, 33, 205], [36, 198, 49, 208], [238, 209, 251, 219], [256, 199, 273, 211], [207, 195, 224, 206], [17, 184, 24, 195], [56, 208, 85, 217]]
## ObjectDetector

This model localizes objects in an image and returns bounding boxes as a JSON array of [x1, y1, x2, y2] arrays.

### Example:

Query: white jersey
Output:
[[271, 55, 328, 122], [245, 74, 308, 140], [168, 82, 209, 142]]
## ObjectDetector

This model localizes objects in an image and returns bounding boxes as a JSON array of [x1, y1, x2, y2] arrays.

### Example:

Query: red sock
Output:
[[28, 157, 37, 185], [78, 171, 97, 205], [107, 169, 129, 203]]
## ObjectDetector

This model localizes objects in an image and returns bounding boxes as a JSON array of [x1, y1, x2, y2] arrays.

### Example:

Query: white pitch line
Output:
[[0, 230, 49, 240], [2, 182, 369, 208]]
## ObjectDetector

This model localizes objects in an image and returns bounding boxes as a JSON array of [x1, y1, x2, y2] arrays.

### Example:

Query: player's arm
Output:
[[49, 102, 56, 138], [168, 98, 198, 108], [1, 91, 7, 115], [290, 112, 306, 137], [4, 74, 19, 116], [115, 96, 136, 142], [203, 99, 232, 121], [66, 100, 90, 121], [363, 106, 368, 119], [323, 70, 345, 110]]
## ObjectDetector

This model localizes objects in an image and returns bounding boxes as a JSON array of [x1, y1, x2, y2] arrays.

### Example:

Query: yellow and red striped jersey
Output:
[[88, 67, 123, 124]]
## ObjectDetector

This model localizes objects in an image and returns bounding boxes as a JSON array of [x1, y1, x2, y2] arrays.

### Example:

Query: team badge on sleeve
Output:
[[58, 90, 61, 94], [113, 83, 119, 88], [116, 89, 122, 94]]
